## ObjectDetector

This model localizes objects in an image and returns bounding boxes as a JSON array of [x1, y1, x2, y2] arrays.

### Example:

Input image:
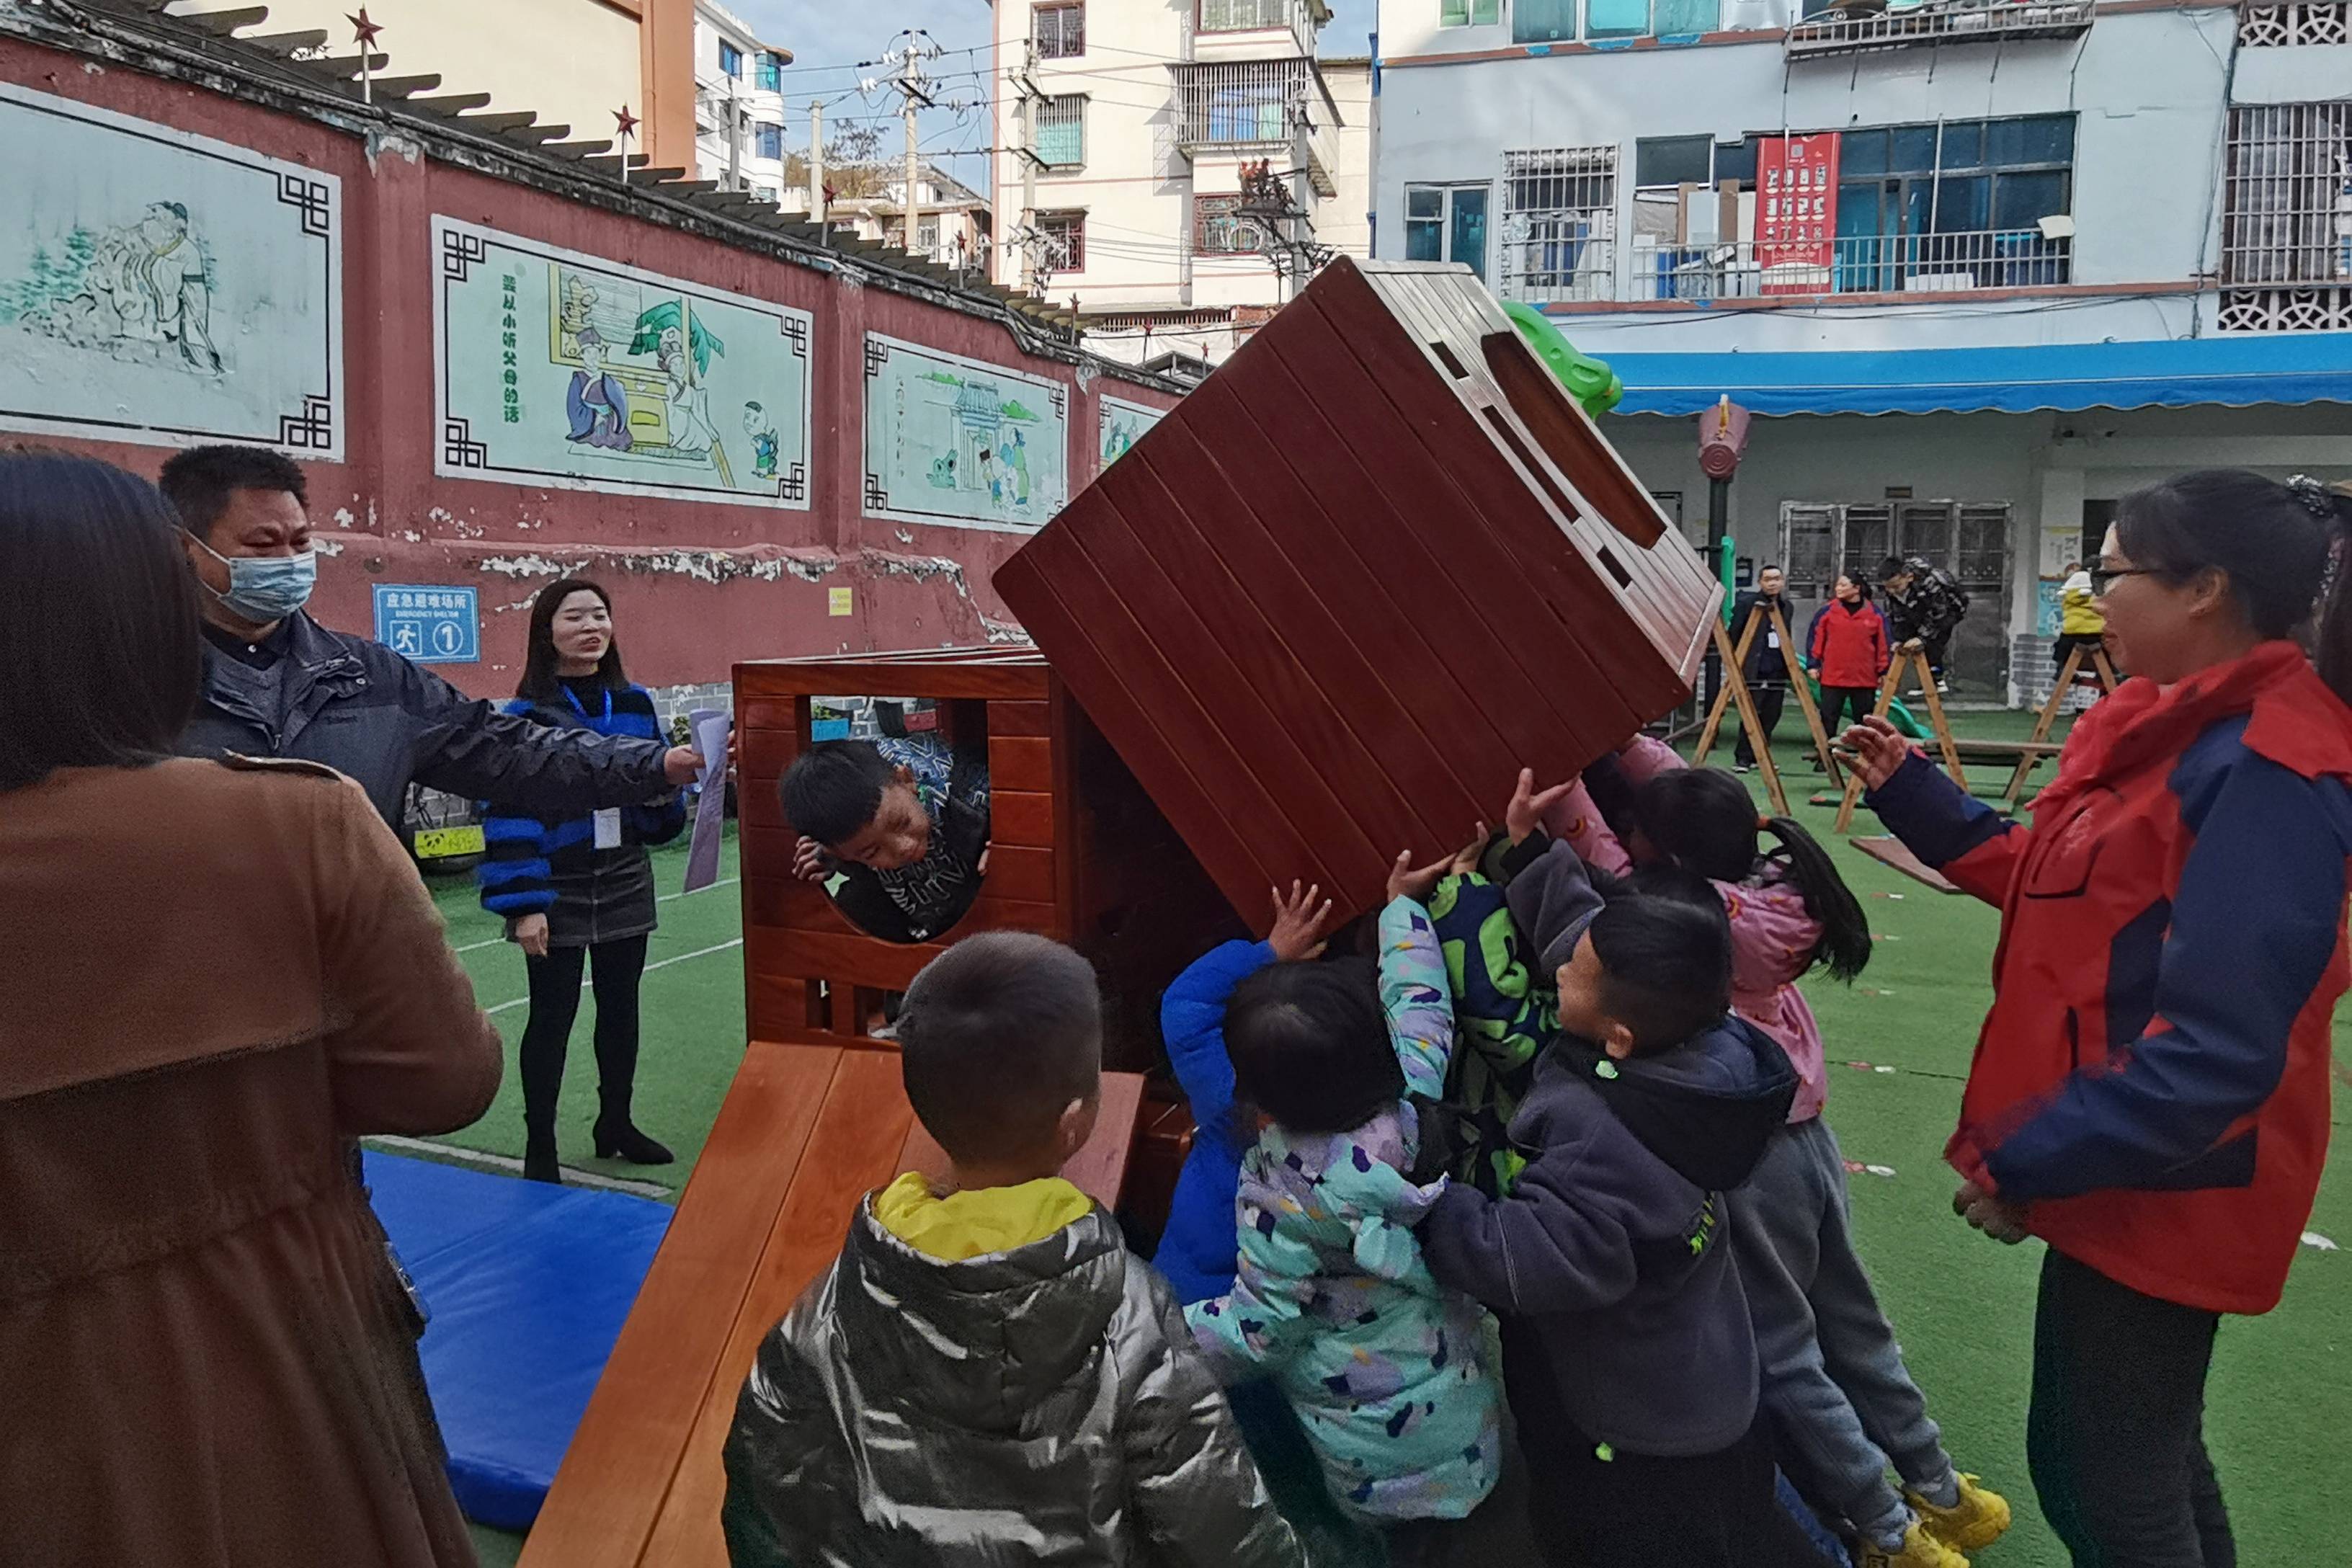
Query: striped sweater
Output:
[[476, 681, 685, 918]]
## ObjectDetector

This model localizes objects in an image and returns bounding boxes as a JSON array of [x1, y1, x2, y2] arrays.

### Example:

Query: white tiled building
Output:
[[779, 165, 996, 277], [1374, 0, 2352, 705], [990, 0, 1375, 365], [695, 0, 793, 202]]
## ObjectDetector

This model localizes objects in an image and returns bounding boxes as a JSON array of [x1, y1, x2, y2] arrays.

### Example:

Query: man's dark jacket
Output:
[[182, 611, 671, 827]]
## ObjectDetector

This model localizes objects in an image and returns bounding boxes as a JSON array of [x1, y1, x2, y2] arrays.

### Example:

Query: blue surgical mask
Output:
[[192, 534, 316, 623]]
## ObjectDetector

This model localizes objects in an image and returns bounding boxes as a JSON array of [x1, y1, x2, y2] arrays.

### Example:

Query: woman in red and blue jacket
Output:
[[1809, 574, 1891, 734], [1845, 471, 2352, 1567]]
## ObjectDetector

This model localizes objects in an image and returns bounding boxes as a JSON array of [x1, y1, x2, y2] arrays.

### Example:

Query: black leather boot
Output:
[[593, 1095, 674, 1166], [523, 1126, 562, 1184]]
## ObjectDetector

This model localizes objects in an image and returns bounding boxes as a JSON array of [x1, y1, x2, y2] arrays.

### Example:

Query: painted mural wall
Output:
[[1097, 393, 1167, 467], [433, 218, 812, 507], [0, 82, 342, 457], [861, 333, 1072, 533], [0, 23, 1179, 693]]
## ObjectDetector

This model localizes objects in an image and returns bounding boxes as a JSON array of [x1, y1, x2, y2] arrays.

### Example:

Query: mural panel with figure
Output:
[[432, 217, 811, 507], [1097, 395, 1166, 469], [863, 334, 1069, 533], [0, 84, 342, 456]]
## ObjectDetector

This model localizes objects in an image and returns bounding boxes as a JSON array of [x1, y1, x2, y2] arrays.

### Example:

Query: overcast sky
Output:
[[731, 0, 1380, 190]]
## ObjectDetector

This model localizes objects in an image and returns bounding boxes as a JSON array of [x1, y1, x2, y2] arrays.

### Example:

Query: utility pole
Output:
[[725, 72, 741, 192], [1011, 37, 1046, 293], [808, 100, 826, 225], [891, 31, 936, 260]]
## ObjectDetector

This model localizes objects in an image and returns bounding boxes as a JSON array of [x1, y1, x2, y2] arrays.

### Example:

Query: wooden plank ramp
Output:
[[519, 1043, 1145, 1568]]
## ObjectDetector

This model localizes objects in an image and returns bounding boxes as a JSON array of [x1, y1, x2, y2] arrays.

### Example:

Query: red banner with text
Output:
[[1758, 133, 1841, 294]]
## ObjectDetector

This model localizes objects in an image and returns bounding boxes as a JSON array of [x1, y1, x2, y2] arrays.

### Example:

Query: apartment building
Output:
[[778, 165, 996, 277], [259, 0, 706, 169], [1376, 0, 2352, 705], [991, 0, 1372, 365], [695, 0, 793, 200]]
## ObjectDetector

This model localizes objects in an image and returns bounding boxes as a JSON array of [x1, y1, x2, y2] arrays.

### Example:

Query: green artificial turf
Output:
[[429, 729, 2350, 1567]]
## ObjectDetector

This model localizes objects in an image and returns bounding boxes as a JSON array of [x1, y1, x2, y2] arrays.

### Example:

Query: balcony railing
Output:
[[1172, 60, 1310, 155], [1626, 230, 2073, 300], [1189, 0, 1319, 59], [1787, 0, 2095, 58]]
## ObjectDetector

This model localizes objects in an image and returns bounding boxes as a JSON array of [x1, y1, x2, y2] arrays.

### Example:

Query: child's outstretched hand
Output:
[[1386, 824, 1488, 904], [1505, 767, 1578, 847], [1267, 881, 1336, 963]]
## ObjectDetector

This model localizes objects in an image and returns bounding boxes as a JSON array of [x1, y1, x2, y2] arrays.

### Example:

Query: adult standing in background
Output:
[[479, 579, 687, 1184], [1846, 471, 2352, 1568], [161, 444, 704, 829], [1732, 564, 1796, 774], [1, 453, 501, 1567], [1810, 573, 1891, 734]]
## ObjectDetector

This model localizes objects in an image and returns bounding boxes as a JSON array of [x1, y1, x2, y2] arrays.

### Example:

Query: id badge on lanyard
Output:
[[594, 807, 623, 850]]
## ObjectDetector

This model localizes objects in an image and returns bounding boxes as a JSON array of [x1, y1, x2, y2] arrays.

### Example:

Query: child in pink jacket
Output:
[[1544, 739, 2008, 1568]]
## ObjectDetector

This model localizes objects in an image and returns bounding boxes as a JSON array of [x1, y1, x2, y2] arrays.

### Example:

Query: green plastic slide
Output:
[[1500, 300, 1623, 417], [1808, 677, 1928, 739]]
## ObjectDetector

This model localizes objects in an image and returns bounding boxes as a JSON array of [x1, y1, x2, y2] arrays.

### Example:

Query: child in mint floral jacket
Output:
[[1185, 855, 1504, 1533]]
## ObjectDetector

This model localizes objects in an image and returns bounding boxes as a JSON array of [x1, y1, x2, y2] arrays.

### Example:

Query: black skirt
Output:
[[544, 845, 659, 948]]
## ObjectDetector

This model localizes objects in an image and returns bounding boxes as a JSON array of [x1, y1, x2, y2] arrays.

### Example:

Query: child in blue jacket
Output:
[[1185, 847, 1503, 1543], [1154, 882, 1339, 1305]]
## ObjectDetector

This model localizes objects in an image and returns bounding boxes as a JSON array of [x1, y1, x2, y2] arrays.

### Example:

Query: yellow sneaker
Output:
[[1857, 1521, 1969, 1568], [1910, 1474, 2013, 1553]]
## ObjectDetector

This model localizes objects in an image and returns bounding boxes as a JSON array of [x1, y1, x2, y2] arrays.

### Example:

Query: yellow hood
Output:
[[872, 1170, 1095, 1262]]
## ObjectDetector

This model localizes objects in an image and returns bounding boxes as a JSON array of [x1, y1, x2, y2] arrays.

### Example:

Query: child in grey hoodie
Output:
[[1417, 860, 1826, 1568]]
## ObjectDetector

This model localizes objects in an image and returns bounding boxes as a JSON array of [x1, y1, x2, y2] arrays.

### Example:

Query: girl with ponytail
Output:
[[1544, 744, 2005, 1567], [1847, 469, 2352, 1567]]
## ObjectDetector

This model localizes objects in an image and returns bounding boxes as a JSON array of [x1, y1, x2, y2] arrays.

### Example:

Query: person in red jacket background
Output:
[[1842, 470, 2352, 1568], [1809, 574, 1891, 733]]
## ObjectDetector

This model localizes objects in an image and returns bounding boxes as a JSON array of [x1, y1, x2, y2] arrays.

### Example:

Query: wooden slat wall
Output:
[[996, 257, 1721, 928]]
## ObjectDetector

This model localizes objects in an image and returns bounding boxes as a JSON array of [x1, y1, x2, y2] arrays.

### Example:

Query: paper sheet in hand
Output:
[[682, 708, 732, 894]]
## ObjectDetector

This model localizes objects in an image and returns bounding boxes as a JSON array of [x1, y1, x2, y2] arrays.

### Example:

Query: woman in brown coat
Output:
[[0, 453, 504, 1567]]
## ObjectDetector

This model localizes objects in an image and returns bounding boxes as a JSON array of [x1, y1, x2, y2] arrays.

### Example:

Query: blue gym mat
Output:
[[363, 1150, 673, 1531]]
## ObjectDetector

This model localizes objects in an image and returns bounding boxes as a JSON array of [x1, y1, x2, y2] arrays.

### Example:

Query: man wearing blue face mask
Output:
[[164, 445, 703, 829]]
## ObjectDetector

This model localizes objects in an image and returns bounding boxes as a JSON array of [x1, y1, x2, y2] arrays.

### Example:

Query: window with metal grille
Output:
[[1035, 4, 1085, 58], [1201, 0, 1288, 28], [1780, 499, 2013, 696], [888, 221, 944, 254], [1177, 62, 1299, 147], [1194, 195, 1270, 255], [753, 122, 783, 161], [1037, 96, 1086, 168], [1500, 147, 1618, 303], [1038, 211, 1085, 272], [2222, 103, 2352, 290]]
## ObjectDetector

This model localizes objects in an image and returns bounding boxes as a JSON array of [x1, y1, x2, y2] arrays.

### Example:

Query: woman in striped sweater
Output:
[[480, 579, 685, 1183]]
